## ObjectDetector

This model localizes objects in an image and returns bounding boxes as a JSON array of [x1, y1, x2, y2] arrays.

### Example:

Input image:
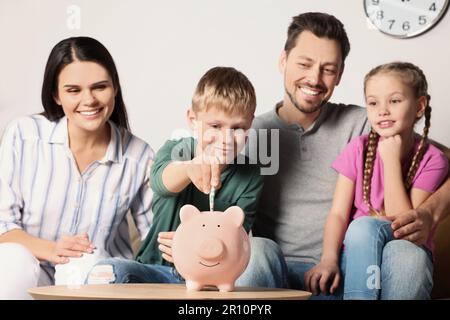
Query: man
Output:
[[237, 12, 450, 300]]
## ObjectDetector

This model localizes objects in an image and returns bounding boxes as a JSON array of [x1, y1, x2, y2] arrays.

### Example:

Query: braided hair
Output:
[[362, 62, 431, 216]]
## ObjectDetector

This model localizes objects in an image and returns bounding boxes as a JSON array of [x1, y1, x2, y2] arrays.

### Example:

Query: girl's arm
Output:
[[305, 174, 355, 295], [383, 163, 432, 214], [379, 136, 415, 216], [383, 158, 414, 216], [382, 136, 448, 216], [321, 174, 356, 263]]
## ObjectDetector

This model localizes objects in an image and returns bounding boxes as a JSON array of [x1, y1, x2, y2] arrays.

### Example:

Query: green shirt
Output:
[[136, 137, 264, 266]]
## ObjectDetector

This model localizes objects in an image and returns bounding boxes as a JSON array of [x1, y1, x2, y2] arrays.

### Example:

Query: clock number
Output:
[[419, 15, 427, 25], [429, 3, 437, 11], [377, 10, 384, 20], [372, 0, 379, 5], [388, 19, 396, 29], [402, 21, 411, 31]]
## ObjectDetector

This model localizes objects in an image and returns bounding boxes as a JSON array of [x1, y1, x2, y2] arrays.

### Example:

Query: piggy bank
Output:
[[172, 205, 251, 292]]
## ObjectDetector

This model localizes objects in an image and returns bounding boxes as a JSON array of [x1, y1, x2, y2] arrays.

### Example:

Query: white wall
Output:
[[1, 0, 449, 150]]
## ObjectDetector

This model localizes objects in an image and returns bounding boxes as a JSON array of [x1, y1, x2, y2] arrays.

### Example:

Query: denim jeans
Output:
[[87, 258, 184, 284], [342, 216, 433, 300], [238, 233, 433, 300], [235, 237, 344, 300]]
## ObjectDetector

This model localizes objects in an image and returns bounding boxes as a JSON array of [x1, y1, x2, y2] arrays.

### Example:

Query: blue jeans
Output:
[[236, 237, 344, 300], [87, 255, 273, 286], [342, 216, 433, 300], [239, 233, 433, 300], [87, 258, 184, 284]]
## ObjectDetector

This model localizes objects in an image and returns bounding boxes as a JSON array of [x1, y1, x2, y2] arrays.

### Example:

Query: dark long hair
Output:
[[41, 36, 130, 130]]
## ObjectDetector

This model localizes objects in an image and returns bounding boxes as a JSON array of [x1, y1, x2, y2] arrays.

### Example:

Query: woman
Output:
[[0, 37, 153, 299]]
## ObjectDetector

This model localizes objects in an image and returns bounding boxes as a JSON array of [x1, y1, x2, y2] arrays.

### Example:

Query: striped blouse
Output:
[[0, 115, 154, 267]]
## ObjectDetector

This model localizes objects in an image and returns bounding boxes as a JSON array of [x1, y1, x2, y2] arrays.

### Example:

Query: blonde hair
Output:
[[362, 62, 432, 216], [192, 66, 256, 117]]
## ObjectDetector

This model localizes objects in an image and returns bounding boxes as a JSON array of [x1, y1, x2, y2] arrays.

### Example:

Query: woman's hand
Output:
[[158, 231, 175, 263], [49, 233, 95, 265], [304, 260, 341, 296]]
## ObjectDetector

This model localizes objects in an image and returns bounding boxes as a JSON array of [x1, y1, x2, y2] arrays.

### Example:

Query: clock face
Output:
[[364, 0, 450, 38]]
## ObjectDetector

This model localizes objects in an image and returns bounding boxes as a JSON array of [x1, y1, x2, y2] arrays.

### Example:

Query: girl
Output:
[[305, 62, 448, 299], [0, 37, 153, 299]]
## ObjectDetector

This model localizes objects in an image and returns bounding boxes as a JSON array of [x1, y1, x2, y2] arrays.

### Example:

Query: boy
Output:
[[87, 66, 263, 284]]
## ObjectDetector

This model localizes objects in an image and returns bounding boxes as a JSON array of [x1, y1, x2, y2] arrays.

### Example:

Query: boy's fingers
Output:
[[158, 231, 175, 239], [157, 237, 173, 247], [210, 162, 221, 188], [158, 244, 173, 257], [201, 164, 211, 193], [162, 253, 174, 263]]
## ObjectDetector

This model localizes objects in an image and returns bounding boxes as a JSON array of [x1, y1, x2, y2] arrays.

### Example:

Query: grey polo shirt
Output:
[[248, 101, 370, 264]]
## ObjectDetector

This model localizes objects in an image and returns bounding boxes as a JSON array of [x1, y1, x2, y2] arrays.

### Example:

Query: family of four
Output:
[[1, 12, 449, 300]]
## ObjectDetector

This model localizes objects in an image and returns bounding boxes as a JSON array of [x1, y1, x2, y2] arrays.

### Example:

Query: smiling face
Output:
[[279, 30, 344, 116], [54, 60, 116, 136], [365, 72, 426, 139], [188, 107, 253, 164]]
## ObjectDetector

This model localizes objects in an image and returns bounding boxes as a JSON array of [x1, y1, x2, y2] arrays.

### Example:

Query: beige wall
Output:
[[1, 0, 449, 149]]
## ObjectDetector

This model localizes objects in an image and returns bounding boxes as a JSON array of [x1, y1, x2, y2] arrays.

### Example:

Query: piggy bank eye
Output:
[[217, 225, 221, 228], [202, 224, 205, 227]]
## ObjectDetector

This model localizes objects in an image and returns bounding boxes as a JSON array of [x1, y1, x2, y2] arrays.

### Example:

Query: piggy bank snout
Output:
[[197, 238, 225, 261]]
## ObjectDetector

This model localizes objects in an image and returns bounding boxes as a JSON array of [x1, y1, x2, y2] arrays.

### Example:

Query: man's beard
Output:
[[285, 87, 327, 114]]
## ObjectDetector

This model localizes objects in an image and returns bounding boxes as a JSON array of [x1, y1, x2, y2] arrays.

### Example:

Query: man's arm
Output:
[[390, 140, 450, 244], [421, 140, 450, 226]]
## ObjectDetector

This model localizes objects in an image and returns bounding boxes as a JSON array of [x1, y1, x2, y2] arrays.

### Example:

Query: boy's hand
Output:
[[186, 154, 222, 194], [50, 233, 95, 265], [304, 260, 341, 296], [158, 231, 175, 263]]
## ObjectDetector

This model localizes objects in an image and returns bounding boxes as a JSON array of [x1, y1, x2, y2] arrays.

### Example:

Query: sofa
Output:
[[432, 214, 450, 299]]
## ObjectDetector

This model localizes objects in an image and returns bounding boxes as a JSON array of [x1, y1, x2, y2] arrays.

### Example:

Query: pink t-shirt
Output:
[[332, 134, 449, 251]]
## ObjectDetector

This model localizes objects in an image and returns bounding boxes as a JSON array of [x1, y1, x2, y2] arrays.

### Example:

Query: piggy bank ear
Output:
[[224, 206, 244, 227], [179, 204, 201, 223]]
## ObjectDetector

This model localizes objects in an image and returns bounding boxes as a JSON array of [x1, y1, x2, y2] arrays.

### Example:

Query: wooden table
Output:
[[28, 283, 311, 300]]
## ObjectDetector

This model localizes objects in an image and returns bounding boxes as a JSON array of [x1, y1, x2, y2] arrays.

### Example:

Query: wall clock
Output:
[[364, 0, 450, 38]]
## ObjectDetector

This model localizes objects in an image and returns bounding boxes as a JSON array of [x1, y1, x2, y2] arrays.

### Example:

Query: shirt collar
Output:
[[48, 116, 123, 163], [48, 116, 69, 144], [101, 121, 123, 164]]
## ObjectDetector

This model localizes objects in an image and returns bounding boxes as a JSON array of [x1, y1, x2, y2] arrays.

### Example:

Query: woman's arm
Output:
[[0, 229, 55, 261], [0, 229, 92, 264]]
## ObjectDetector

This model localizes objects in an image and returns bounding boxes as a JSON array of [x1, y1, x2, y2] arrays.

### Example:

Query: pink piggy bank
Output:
[[172, 204, 251, 292]]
